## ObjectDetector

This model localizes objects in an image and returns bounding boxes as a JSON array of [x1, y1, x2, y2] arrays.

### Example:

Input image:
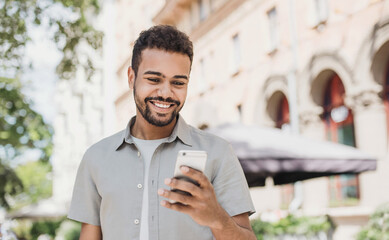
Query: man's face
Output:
[[128, 48, 191, 127]]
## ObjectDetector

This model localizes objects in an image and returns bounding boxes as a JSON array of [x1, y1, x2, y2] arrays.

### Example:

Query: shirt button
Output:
[[137, 184, 143, 189], [134, 219, 140, 225], [137, 151, 141, 157]]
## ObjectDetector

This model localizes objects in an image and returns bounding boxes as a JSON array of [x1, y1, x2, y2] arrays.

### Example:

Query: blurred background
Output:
[[1, 0, 389, 239]]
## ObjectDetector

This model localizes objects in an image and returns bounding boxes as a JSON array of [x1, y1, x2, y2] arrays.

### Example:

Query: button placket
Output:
[[148, 145, 163, 238], [131, 145, 144, 234]]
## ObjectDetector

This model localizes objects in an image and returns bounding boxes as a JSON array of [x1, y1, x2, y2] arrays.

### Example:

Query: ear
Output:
[[128, 66, 135, 89]]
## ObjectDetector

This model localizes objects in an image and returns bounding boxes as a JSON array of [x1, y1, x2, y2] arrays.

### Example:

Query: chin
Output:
[[148, 113, 177, 127]]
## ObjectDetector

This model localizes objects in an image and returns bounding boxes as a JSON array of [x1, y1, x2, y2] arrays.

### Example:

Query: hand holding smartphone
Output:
[[170, 150, 207, 201]]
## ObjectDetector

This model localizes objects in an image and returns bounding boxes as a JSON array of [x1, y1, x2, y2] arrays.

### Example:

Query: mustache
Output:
[[145, 96, 180, 106]]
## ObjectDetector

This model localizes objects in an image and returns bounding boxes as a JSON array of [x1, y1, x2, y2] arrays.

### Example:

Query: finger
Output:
[[180, 166, 210, 189], [164, 178, 201, 196], [158, 188, 193, 205], [160, 200, 191, 214]]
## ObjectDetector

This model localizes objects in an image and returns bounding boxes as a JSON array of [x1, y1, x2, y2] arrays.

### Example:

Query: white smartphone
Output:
[[173, 150, 207, 178], [170, 150, 207, 201]]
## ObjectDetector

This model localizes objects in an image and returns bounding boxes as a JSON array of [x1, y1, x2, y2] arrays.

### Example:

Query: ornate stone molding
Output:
[[347, 89, 384, 112], [299, 106, 324, 128]]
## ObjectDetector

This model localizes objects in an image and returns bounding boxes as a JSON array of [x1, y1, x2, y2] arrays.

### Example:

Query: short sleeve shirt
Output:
[[68, 115, 255, 240]]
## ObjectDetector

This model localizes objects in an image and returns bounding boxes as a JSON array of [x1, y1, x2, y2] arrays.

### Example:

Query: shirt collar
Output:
[[115, 114, 192, 150]]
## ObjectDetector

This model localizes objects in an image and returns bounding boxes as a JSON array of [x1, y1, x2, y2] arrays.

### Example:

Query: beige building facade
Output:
[[113, 0, 389, 239], [113, 0, 165, 129]]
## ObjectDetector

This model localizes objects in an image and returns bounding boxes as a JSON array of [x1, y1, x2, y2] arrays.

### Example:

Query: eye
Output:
[[147, 78, 159, 83], [173, 81, 185, 86]]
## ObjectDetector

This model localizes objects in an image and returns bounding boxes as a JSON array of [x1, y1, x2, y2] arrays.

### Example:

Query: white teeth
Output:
[[154, 102, 171, 108]]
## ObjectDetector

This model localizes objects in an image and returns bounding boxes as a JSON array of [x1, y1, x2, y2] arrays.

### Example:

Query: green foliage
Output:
[[0, 0, 101, 222], [356, 202, 389, 240], [12, 218, 78, 240], [251, 220, 273, 240], [30, 218, 63, 240], [64, 224, 81, 240], [0, 0, 103, 80], [0, 78, 52, 160], [14, 161, 52, 208], [0, 77, 53, 209], [0, 0, 101, 210], [11, 220, 33, 240], [0, 162, 23, 208], [56, 220, 81, 240], [251, 214, 332, 239]]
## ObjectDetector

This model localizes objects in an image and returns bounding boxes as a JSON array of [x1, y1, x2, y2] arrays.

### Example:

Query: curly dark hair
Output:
[[131, 25, 194, 77]]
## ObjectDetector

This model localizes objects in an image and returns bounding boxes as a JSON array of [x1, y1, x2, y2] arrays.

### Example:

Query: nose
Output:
[[158, 81, 173, 99]]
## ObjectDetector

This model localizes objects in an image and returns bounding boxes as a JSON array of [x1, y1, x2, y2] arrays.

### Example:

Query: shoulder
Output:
[[84, 130, 125, 158], [188, 125, 233, 150]]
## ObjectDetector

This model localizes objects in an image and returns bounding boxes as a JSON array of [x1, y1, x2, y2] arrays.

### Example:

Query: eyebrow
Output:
[[144, 71, 165, 78], [173, 75, 188, 80], [143, 71, 188, 80]]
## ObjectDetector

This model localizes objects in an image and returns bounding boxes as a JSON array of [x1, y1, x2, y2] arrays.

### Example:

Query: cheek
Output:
[[135, 83, 154, 96], [175, 89, 187, 102]]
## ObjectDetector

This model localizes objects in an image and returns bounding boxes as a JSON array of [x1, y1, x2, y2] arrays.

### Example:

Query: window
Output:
[[276, 95, 291, 131], [314, 0, 329, 24], [267, 7, 279, 52], [385, 62, 389, 137], [231, 34, 241, 74], [190, 2, 198, 30], [208, 51, 215, 85], [276, 94, 294, 208], [237, 104, 242, 122], [209, 0, 214, 12], [198, 58, 207, 92], [198, 0, 207, 22], [307, 0, 329, 28], [200, 58, 206, 79], [322, 74, 360, 206]]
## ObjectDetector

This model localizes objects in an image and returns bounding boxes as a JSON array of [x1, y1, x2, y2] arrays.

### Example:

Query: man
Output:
[[68, 25, 256, 240]]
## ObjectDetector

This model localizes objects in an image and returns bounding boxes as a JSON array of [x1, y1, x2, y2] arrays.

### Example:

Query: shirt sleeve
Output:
[[68, 149, 101, 226], [212, 143, 255, 217]]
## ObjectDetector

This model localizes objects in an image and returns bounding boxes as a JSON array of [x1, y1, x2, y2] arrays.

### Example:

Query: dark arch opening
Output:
[[321, 74, 360, 205]]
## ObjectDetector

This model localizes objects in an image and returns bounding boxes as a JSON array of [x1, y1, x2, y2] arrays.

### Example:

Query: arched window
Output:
[[276, 95, 290, 130], [276, 94, 294, 208], [385, 62, 389, 136], [322, 74, 360, 205]]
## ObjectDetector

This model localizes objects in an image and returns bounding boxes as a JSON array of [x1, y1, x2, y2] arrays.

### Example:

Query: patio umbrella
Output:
[[207, 123, 377, 187]]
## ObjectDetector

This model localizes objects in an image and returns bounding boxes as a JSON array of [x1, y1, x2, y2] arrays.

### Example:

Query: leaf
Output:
[[0, 0, 102, 209], [0, 0, 103, 80], [0, 77, 53, 208]]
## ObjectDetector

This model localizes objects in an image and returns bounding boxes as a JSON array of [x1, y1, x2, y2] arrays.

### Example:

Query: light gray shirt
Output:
[[132, 136, 168, 240], [68, 115, 255, 240]]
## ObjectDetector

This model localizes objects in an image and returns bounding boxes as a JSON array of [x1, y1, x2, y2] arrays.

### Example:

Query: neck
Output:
[[131, 114, 177, 140]]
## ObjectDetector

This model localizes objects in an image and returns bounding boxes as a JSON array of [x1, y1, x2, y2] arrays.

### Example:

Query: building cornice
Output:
[[190, 0, 247, 41], [153, 0, 192, 25], [154, 0, 247, 41]]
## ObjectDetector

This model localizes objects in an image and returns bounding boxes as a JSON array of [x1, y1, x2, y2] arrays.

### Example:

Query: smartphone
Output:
[[170, 150, 207, 201]]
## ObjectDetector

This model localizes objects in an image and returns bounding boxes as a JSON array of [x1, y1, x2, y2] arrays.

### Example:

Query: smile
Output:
[[150, 101, 174, 109]]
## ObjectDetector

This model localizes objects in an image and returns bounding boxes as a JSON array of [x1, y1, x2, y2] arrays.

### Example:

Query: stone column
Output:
[[348, 89, 389, 207], [299, 106, 329, 213], [348, 89, 387, 156], [299, 106, 326, 141]]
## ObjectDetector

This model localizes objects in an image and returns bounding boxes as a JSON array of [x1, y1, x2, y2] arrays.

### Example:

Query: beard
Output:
[[134, 87, 183, 127]]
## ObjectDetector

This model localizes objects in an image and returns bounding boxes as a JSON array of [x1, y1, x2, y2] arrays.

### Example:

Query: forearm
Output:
[[79, 223, 102, 240], [211, 211, 256, 240]]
